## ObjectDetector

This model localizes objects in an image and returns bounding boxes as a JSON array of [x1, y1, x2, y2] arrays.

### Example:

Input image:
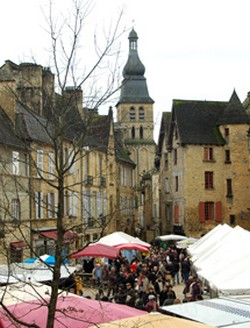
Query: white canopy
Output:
[[188, 223, 232, 261], [161, 297, 250, 328], [190, 225, 250, 295], [97, 231, 151, 251], [0, 263, 78, 284], [155, 234, 188, 242]]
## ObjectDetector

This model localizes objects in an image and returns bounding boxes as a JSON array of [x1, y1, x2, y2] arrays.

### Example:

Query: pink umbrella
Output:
[[71, 243, 119, 259], [0, 295, 146, 327]]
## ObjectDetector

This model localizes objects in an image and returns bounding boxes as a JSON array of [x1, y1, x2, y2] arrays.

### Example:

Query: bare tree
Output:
[[0, 1, 132, 327]]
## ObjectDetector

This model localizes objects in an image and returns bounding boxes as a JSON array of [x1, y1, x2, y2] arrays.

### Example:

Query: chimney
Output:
[[0, 80, 16, 124], [63, 86, 83, 114]]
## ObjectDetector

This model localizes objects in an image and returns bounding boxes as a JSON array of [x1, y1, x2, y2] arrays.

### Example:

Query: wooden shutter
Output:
[[174, 204, 179, 224], [215, 201, 222, 222], [199, 202, 205, 222]]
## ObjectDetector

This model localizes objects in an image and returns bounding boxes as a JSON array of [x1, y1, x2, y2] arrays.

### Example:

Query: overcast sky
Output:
[[1, 0, 250, 140]]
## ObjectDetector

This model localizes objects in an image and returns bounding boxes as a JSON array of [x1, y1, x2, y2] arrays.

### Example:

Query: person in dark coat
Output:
[[125, 282, 136, 307]]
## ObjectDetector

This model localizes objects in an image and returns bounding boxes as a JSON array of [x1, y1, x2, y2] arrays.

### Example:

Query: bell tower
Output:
[[116, 28, 156, 188]]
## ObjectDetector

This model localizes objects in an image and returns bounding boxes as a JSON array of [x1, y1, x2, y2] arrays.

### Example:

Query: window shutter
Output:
[[199, 202, 205, 222], [40, 192, 44, 219], [215, 201, 222, 222], [83, 191, 89, 224], [204, 147, 208, 161], [174, 204, 179, 224], [103, 191, 107, 216]]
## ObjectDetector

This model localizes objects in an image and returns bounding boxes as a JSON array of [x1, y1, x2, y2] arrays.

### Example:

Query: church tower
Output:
[[116, 28, 156, 188]]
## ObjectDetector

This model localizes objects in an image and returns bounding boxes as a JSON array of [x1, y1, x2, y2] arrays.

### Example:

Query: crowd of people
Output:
[[64, 243, 204, 312]]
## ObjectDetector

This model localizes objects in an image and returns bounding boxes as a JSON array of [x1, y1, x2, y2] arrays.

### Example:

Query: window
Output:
[[98, 154, 102, 186], [24, 153, 30, 176], [175, 176, 178, 192], [63, 148, 68, 166], [139, 107, 144, 120], [11, 199, 20, 221], [173, 149, 177, 165], [225, 150, 231, 163], [68, 148, 76, 174], [224, 128, 229, 137], [205, 171, 213, 189], [164, 153, 168, 170], [47, 192, 56, 218], [69, 192, 78, 217], [85, 151, 89, 177], [131, 127, 135, 139], [83, 190, 95, 227], [230, 214, 235, 225], [139, 126, 143, 139], [165, 177, 170, 193], [205, 202, 214, 220], [35, 192, 43, 219], [120, 166, 127, 186], [48, 153, 55, 179], [12, 151, 19, 175], [199, 201, 222, 222], [174, 128, 178, 140], [204, 147, 213, 161], [130, 107, 135, 121], [37, 150, 43, 177], [226, 179, 233, 197]]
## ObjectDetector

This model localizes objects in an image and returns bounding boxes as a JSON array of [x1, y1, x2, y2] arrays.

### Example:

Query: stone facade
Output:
[[0, 60, 137, 264], [159, 93, 250, 237]]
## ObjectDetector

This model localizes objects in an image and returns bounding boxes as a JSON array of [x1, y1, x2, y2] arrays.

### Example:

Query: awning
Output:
[[10, 241, 27, 249], [41, 231, 57, 240], [41, 230, 79, 243]]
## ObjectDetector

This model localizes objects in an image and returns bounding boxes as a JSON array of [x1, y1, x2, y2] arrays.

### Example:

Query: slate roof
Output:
[[0, 106, 24, 149], [117, 29, 154, 105], [158, 111, 171, 156], [114, 130, 136, 167], [170, 91, 250, 146], [84, 114, 111, 151], [16, 103, 54, 145], [217, 90, 250, 125]]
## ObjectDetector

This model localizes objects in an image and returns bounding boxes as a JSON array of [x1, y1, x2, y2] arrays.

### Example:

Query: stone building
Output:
[[159, 91, 250, 237], [0, 60, 137, 263]]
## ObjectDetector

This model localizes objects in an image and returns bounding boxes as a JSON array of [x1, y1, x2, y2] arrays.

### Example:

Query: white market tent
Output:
[[0, 262, 78, 284], [155, 234, 188, 242], [189, 225, 250, 296], [0, 282, 54, 306], [97, 231, 151, 251], [161, 297, 250, 328], [188, 223, 232, 261]]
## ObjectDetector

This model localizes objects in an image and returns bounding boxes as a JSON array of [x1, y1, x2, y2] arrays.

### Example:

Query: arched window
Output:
[[131, 127, 135, 139], [130, 107, 135, 121], [139, 107, 144, 121], [140, 126, 143, 139]]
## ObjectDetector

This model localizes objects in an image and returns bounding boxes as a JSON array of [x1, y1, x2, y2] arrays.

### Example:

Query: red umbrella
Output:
[[71, 243, 119, 259]]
